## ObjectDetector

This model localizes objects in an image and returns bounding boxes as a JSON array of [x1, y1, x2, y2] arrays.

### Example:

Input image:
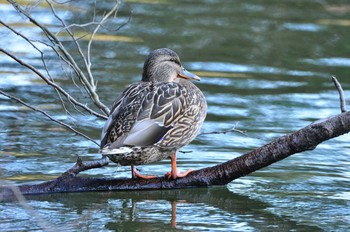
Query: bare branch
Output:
[[0, 20, 71, 115], [45, 0, 117, 114], [0, 20, 76, 118], [0, 48, 107, 119], [46, 0, 110, 114], [62, 5, 132, 33], [62, 21, 103, 31], [0, 89, 99, 147], [113, 10, 133, 32], [64, 156, 110, 176], [0, 20, 39, 52], [87, 1, 120, 86], [52, 0, 75, 4], [45, 0, 97, 101], [9, 0, 61, 47], [200, 123, 247, 136], [8, 0, 110, 115], [332, 76, 347, 113]]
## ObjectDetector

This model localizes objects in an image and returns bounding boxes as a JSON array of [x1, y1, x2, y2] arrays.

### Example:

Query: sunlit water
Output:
[[1, 0, 350, 231]]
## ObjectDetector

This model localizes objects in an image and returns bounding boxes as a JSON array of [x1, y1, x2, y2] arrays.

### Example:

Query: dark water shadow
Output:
[[21, 187, 323, 231]]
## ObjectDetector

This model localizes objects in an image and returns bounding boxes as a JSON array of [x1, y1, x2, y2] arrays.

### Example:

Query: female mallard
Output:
[[100, 48, 207, 179]]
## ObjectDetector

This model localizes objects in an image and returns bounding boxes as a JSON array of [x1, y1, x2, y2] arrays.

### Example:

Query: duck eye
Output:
[[169, 58, 181, 66]]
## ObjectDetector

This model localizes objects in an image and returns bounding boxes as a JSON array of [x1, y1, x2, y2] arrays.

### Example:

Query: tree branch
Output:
[[0, 19, 74, 117], [200, 123, 247, 136], [8, 0, 111, 115], [1, 1, 134, 149], [332, 76, 346, 113], [64, 155, 110, 176], [86, 1, 120, 86], [46, 0, 120, 114], [0, 48, 107, 120], [1, 110, 349, 200]]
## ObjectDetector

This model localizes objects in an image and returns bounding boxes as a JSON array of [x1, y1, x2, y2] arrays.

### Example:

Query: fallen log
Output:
[[1, 109, 349, 201]]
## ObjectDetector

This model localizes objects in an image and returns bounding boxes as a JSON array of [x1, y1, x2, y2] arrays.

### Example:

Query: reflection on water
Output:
[[1, 0, 350, 231], [0, 188, 323, 231]]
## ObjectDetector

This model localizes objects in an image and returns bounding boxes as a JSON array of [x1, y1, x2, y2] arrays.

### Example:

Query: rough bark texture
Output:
[[1, 111, 349, 200]]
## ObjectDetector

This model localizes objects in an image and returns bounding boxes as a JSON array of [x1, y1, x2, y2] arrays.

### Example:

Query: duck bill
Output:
[[178, 67, 201, 81]]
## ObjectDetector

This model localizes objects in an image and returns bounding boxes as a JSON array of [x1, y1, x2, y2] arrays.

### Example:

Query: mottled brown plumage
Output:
[[100, 48, 207, 179]]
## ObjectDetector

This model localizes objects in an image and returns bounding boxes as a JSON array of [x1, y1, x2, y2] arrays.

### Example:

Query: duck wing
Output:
[[100, 82, 185, 149]]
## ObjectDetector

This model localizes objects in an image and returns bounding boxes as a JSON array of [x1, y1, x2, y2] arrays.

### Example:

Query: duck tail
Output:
[[100, 146, 133, 155]]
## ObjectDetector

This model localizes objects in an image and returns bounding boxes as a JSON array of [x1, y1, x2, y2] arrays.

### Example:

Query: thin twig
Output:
[[331, 76, 347, 113], [62, 6, 131, 33], [200, 123, 247, 136], [0, 48, 107, 119], [9, 0, 110, 115], [46, 0, 111, 114], [0, 89, 99, 147], [87, 1, 120, 87], [0, 20, 72, 116], [45, 0, 97, 95], [0, 17, 100, 138], [113, 10, 133, 32], [62, 21, 102, 31]]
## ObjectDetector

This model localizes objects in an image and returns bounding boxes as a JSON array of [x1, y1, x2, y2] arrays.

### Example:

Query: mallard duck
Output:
[[100, 48, 207, 179]]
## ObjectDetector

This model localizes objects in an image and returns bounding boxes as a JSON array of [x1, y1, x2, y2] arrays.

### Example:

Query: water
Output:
[[1, 0, 350, 231]]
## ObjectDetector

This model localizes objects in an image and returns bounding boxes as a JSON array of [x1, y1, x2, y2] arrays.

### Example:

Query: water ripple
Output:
[[303, 57, 350, 67], [281, 23, 324, 32], [188, 62, 325, 77]]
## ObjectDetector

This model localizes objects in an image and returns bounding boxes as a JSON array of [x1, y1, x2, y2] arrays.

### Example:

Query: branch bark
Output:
[[1, 110, 349, 200]]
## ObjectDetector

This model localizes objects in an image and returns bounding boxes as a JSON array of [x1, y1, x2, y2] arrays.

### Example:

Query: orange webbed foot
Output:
[[165, 169, 193, 179], [131, 165, 157, 179]]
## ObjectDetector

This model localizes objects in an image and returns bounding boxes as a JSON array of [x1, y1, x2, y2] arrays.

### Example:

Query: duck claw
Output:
[[165, 169, 193, 180]]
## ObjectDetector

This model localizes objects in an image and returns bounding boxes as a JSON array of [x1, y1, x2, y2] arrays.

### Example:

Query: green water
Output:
[[1, 0, 350, 231]]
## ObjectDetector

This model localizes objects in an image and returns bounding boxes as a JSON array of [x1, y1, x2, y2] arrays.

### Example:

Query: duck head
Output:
[[142, 48, 200, 82]]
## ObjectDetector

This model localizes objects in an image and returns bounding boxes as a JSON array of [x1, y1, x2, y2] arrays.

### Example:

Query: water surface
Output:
[[1, 0, 350, 231]]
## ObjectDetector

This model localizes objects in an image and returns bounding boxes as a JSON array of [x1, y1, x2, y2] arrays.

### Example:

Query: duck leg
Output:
[[165, 152, 193, 179], [131, 165, 157, 179]]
